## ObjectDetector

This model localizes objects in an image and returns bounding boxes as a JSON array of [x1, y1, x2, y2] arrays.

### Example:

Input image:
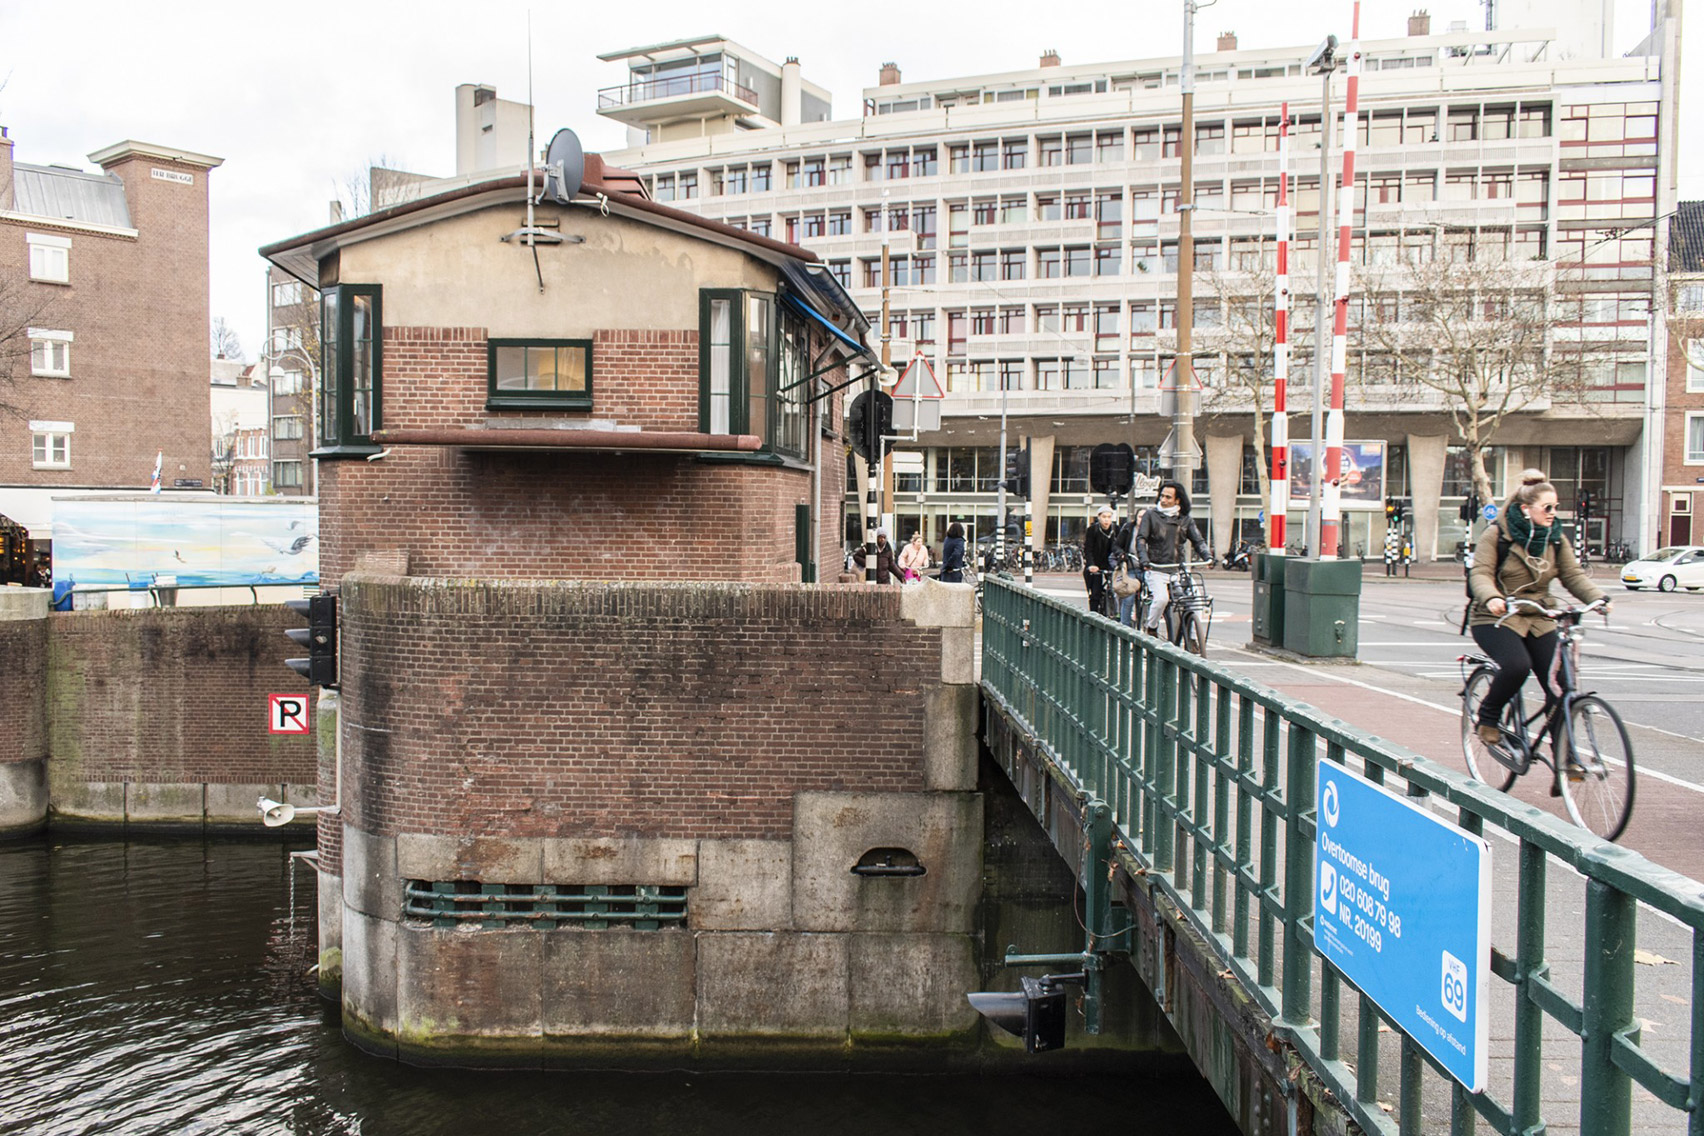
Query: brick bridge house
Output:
[[258, 148, 992, 1064]]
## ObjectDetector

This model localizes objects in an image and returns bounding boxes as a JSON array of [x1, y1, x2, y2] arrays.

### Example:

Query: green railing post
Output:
[[1154, 656, 1178, 874], [1513, 839, 1548, 1134], [1580, 874, 1636, 1136], [1280, 727, 1316, 1027]]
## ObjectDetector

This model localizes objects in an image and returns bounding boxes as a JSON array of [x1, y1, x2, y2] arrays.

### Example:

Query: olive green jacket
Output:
[[1466, 522, 1603, 636]]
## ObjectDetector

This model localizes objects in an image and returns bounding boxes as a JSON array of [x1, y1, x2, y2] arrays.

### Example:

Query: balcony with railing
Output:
[[597, 72, 760, 129]]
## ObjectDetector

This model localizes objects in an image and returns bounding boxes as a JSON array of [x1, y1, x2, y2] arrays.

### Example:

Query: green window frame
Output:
[[316, 283, 382, 456], [487, 339, 593, 410], [698, 288, 811, 461]]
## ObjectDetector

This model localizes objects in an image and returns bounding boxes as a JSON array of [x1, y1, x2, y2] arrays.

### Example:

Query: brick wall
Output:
[[318, 324, 849, 587], [339, 577, 939, 841], [46, 607, 315, 787], [0, 608, 48, 769]]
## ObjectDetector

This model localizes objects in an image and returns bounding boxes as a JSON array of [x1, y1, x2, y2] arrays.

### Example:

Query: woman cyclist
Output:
[[1466, 469, 1609, 762]]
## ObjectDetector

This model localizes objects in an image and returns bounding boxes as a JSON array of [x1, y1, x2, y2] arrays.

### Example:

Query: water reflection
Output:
[[0, 838, 1237, 1136]]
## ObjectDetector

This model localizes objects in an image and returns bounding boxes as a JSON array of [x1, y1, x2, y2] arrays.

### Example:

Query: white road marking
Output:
[[1222, 646, 1704, 794]]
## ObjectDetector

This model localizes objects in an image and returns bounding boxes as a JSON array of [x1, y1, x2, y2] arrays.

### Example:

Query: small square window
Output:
[[28, 234, 70, 284], [487, 339, 593, 409], [29, 333, 72, 377], [30, 422, 72, 469]]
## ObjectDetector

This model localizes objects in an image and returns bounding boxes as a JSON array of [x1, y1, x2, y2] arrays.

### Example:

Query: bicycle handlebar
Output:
[[1493, 596, 1608, 628]]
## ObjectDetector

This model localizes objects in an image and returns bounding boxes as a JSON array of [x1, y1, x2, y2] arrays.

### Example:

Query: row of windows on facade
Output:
[[866, 49, 1596, 113], [899, 444, 1616, 500], [735, 165, 1653, 246], [898, 351, 1652, 396], [647, 101, 1655, 201], [831, 226, 1653, 291], [869, 289, 1653, 348], [312, 284, 825, 461]]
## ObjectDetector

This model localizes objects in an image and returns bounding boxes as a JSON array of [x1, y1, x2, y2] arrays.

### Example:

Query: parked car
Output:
[[1620, 546, 1704, 591]]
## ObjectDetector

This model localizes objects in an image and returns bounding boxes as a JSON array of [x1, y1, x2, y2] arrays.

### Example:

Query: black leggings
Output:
[[1084, 568, 1110, 616], [1471, 624, 1560, 731]]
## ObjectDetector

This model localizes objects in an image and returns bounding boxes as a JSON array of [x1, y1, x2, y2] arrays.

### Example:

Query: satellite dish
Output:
[[542, 128, 584, 205]]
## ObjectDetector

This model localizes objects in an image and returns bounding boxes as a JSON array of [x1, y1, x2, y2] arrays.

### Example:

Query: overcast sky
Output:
[[1, 0, 1689, 362]]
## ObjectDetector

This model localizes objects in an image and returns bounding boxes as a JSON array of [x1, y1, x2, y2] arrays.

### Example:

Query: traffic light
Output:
[[1385, 498, 1397, 520], [966, 974, 1068, 1053], [1458, 490, 1479, 523], [1578, 490, 1593, 519], [1089, 443, 1136, 496], [1002, 443, 1031, 499], [285, 594, 338, 688], [846, 390, 893, 462]]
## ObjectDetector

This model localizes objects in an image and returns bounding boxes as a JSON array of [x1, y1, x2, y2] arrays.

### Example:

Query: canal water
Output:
[[0, 837, 1239, 1135]]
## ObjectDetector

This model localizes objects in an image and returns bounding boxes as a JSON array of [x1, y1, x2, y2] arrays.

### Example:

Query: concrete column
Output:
[[1205, 433, 1244, 557], [1028, 434, 1056, 557], [0, 588, 49, 837], [1406, 433, 1448, 560]]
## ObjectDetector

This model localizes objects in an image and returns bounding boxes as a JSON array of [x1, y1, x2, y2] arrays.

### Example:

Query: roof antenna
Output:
[[501, 9, 562, 289]]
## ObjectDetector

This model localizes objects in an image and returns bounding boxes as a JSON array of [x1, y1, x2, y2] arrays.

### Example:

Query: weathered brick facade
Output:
[[44, 606, 316, 824], [317, 325, 846, 587], [0, 135, 218, 493], [338, 577, 938, 841]]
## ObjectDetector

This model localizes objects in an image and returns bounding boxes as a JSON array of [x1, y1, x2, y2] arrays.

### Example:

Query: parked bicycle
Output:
[[1138, 559, 1214, 657], [1458, 597, 1634, 841]]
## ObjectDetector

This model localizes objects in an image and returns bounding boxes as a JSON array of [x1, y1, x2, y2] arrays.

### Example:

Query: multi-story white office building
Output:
[[599, 15, 1673, 559]]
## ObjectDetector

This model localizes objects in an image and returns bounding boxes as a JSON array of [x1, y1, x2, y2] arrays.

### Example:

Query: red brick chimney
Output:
[[1409, 9, 1431, 35], [879, 62, 902, 86], [1217, 31, 1238, 52], [1039, 50, 1061, 68]]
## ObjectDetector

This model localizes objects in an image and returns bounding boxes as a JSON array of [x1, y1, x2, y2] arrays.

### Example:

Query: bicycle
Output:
[[1457, 597, 1635, 841], [1136, 559, 1213, 657]]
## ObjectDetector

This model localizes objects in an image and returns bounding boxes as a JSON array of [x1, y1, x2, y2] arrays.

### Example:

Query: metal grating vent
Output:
[[403, 881, 688, 930]]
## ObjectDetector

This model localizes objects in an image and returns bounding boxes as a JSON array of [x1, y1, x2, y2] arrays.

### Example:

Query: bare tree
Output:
[[211, 316, 245, 362], [329, 154, 425, 221], [1195, 243, 1330, 524], [0, 271, 58, 420]]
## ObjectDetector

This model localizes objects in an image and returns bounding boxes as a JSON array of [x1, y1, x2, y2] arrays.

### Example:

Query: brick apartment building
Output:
[[1662, 201, 1704, 545], [0, 128, 222, 569]]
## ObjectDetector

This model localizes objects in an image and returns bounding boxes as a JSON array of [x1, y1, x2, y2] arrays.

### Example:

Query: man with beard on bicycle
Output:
[[1133, 480, 1210, 636]]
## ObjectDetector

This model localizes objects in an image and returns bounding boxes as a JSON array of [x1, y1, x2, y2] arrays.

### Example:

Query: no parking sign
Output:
[[268, 693, 311, 735]]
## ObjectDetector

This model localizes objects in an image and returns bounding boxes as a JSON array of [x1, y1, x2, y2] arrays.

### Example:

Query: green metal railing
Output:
[[980, 577, 1704, 1136]]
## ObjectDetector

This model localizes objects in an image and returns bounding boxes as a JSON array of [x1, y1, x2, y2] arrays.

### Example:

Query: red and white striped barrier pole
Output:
[[1321, 2, 1361, 561], [1270, 103, 1291, 556]]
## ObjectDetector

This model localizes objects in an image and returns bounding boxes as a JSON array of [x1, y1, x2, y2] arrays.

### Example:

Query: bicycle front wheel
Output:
[[1180, 611, 1207, 657], [1460, 667, 1517, 791], [1558, 696, 1635, 842]]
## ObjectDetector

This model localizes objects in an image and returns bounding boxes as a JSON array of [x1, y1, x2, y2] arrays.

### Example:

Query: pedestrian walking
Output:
[[898, 532, 931, 583], [939, 523, 966, 583], [854, 528, 903, 584]]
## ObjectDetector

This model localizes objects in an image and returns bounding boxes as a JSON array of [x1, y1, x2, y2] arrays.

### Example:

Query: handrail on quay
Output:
[[979, 576, 1704, 1136]]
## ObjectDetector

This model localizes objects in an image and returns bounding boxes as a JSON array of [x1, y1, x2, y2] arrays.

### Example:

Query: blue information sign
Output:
[[1314, 763, 1491, 1092], [1482, 503, 1499, 521]]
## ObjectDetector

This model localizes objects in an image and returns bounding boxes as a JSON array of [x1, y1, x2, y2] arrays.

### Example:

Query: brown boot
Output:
[[1476, 723, 1502, 747]]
